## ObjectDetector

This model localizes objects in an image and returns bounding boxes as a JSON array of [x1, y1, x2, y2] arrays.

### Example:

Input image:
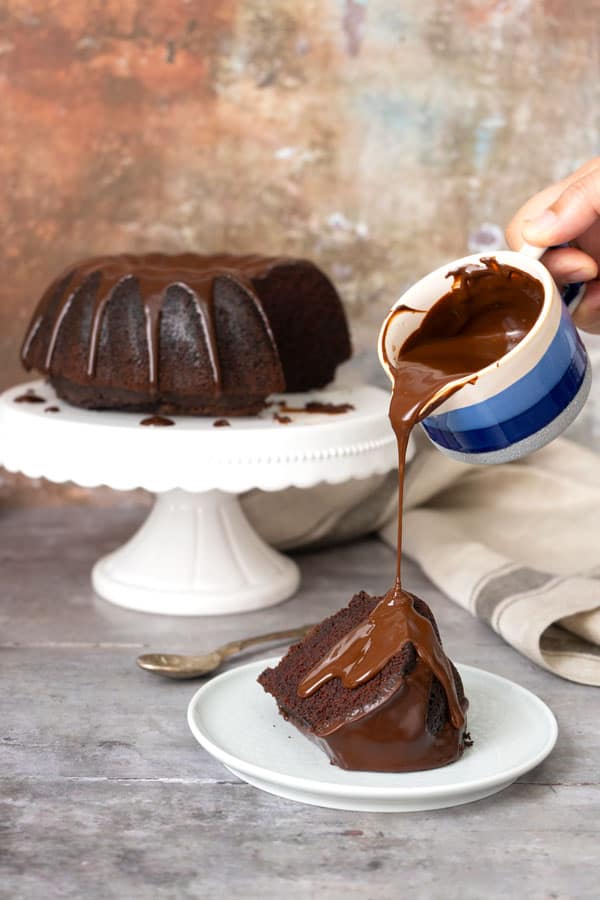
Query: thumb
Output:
[[522, 166, 600, 246]]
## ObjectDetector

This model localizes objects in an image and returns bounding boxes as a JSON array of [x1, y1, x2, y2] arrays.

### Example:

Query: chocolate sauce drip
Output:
[[87, 276, 123, 377], [387, 257, 543, 582], [143, 291, 166, 392], [273, 412, 292, 424], [298, 259, 544, 753], [21, 254, 288, 395], [213, 418, 230, 427], [298, 586, 465, 728], [44, 406, 60, 413], [278, 401, 355, 415], [140, 415, 175, 427], [14, 390, 46, 404], [311, 657, 463, 771]]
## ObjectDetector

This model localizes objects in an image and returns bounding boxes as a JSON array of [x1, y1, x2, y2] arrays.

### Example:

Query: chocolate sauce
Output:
[[311, 658, 465, 771], [21, 254, 285, 394], [388, 258, 543, 581], [213, 418, 231, 427], [278, 401, 355, 415], [140, 415, 175, 427], [14, 390, 46, 404], [298, 589, 464, 729], [273, 412, 292, 424], [298, 260, 544, 767], [44, 406, 60, 413]]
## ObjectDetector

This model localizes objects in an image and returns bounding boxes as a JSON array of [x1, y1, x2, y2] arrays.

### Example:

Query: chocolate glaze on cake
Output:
[[260, 259, 544, 772], [21, 253, 351, 416], [259, 590, 468, 771]]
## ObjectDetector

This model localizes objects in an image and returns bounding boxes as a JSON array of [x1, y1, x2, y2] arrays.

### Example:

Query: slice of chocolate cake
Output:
[[258, 590, 469, 772]]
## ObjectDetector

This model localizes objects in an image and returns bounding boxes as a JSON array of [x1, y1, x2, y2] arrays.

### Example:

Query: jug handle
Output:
[[518, 241, 585, 312]]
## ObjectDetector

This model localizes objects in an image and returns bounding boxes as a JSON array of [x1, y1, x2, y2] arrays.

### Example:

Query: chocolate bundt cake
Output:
[[21, 253, 352, 415], [259, 589, 469, 772]]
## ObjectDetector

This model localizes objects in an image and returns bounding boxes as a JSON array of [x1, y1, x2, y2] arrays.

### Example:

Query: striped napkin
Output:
[[384, 433, 600, 686], [243, 433, 600, 686]]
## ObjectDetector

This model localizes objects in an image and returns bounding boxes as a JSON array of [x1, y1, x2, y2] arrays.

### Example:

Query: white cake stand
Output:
[[0, 380, 397, 616]]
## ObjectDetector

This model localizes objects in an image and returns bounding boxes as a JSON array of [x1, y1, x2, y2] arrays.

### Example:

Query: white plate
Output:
[[187, 657, 558, 812]]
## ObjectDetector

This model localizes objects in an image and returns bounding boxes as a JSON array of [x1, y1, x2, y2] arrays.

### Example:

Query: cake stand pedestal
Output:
[[0, 381, 397, 616], [91, 488, 300, 615]]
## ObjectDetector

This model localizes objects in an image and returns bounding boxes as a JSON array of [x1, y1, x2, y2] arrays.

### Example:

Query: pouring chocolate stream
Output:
[[298, 259, 545, 726]]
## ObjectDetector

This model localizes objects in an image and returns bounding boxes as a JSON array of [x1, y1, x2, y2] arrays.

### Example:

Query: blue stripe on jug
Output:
[[422, 323, 587, 453], [426, 304, 582, 430]]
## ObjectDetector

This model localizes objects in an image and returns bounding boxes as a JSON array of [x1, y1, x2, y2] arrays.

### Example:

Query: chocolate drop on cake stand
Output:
[[0, 381, 398, 615]]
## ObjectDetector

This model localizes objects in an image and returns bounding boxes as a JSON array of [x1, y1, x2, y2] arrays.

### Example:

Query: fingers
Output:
[[505, 160, 600, 333], [538, 247, 600, 333], [521, 162, 600, 247], [540, 247, 598, 286], [572, 281, 600, 333], [506, 183, 568, 250], [506, 157, 600, 250]]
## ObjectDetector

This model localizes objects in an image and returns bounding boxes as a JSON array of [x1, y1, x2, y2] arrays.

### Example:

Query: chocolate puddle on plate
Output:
[[140, 415, 175, 427], [14, 390, 46, 404], [277, 400, 355, 415]]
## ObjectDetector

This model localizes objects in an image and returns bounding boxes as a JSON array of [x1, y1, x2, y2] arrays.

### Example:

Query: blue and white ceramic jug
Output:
[[378, 246, 589, 464]]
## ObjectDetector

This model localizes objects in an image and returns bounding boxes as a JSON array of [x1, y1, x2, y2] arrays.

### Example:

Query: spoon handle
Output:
[[217, 623, 315, 661]]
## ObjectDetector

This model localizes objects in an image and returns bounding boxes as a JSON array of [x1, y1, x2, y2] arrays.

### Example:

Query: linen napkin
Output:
[[242, 433, 600, 686]]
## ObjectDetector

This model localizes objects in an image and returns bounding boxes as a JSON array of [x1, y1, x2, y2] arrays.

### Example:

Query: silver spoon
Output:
[[136, 623, 315, 679]]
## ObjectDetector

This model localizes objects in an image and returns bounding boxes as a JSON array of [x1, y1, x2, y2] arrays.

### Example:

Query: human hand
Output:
[[506, 158, 600, 333]]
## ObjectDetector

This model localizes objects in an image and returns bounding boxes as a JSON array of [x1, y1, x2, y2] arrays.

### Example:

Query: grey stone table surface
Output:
[[1, 503, 599, 900]]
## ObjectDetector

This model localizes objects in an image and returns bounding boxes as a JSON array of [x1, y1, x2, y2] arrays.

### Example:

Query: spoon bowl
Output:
[[137, 651, 224, 679]]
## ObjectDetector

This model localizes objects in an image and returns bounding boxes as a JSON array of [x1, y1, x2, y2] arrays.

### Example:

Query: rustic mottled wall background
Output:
[[2, 0, 599, 387], [1, 0, 599, 390]]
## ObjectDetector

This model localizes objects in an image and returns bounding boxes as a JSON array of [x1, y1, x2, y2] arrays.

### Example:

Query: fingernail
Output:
[[522, 209, 559, 240]]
